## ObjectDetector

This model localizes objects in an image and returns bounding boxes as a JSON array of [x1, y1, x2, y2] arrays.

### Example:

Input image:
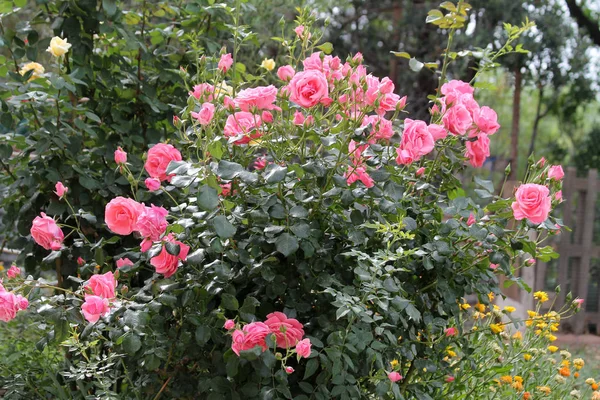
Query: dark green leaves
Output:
[[275, 233, 298, 257], [217, 160, 243, 179], [198, 185, 219, 211], [264, 164, 288, 183], [212, 215, 236, 238]]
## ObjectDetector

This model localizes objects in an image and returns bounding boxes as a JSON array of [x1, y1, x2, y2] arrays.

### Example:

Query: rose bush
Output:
[[0, 2, 565, 399]]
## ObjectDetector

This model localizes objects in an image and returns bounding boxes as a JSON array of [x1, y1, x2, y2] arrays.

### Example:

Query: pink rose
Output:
[[264, 312, 305, 348], [105, 197, 144, 235], [573, 298, 584, 308], [15, 295, 28, 311], [526, 259, 536, 266], [474, 106, 500, 135], [144, 143, 183, 182], [231, 321, 270, 356], [293, 111, 305, 126], [116, 257, 134, 268], [136, 205, 168, 242], [150, 234, 190, 278], [416, 167, 426, 177], [554, 190, 563, 202], [379, 77, 395, 94], [537, 157, 546, 167], [445, 376, 455, 383], [441, 80, 474, 104], [0, 291, 19, 322], [114, 147, 127, 164], [254, 157, 268, 170], [443, 104, 473, 135], [445, 327, 458, 337], [234, 85, 278, 111], [511, 184, 552, 224], [77, 257, 85, 266], [490, 263, 498, 270], [363, 115, 394, 142], [261, 111, 274, 123], [223, 96, 235, 110], [220, 182, 232, 197], [548, 165, 564, 181], [277, 65, 295, 81], [224, 319, 235, 330], [289, 70, 329, 108], [145, 177, 161, 192], [191, 102, 215, 126], [285, 366, 294, 374], [428, 124, 447, 141], [395, 118, 435, 165], [294, 25, 307, 39], [190, 83, 214, 101], [81, 295, 110, 323], [218, 53, 233, 73], [85, 271, 117, 299], [467, 213, 476, 226], [388, 372, 402, 383], [55, 181, 68, 198], [345, 166, 374, 188], [30, 212, 64, 251], [465, 133, 490, 168], [6, 265, 20, 279], [224, 112, 262, 145], [352, 52, 364, 64], [295, 338, 312, 358], [376, 92, 401, 116]]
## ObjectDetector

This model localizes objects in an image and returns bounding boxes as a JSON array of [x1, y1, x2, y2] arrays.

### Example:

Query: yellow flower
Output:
[[490, 323, 504, 334], [586, 378, 596, 385], [534, 329, 542, 335], [261, 58, 276, 71], [534, 291, 549, 303], [460, 303, 471, 310], [524, 353, 532, 361], [514, 376, 523, 383], [527, 310, 538, 318], [488, 292, 495, 302], [550, 323, 559, 332], [548, 345, 559, 353], [592, 391, 600, 400], [504, 306, 516, 313], [573, 358, 584, 370], [390, 359, 399, 368], [526, 319, 534, 327], [19, 62, 45, 81], [471, 326, 478, 331], [512, 381, 523, 391], [561, 359, 570, 367], [500, 375, 513, 384], [475, 303, 486, 312], [446, 348, 457, 358], [214, 82, 233, 97], [493, 305, 500, 311], [537, 386, 551, 395], [512, 331, 523, 340], [546, 334, 557, 342], [47, 36, 72, 57]]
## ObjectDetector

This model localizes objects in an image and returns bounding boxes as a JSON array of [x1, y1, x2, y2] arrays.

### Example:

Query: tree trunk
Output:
[[388, 4, 403, 84], [509, 65, 522, 180], [528, 85, 544, 158]]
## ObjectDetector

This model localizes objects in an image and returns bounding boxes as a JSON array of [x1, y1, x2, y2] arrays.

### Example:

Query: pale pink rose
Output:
[[285, 366, 294, 374], [77, 257, 85, 266], [374, 92, 401, 116], [467, 213, 476, 226], [277, 65, 295, 81], [352, 52, 363, 64], [150, 234, 190, 278], [295, 338, 312, 358], [114, 147, 127, 164], [388, 372, 402, 383], [231, 321, 270, 356], [416, 167, 426, 177], [445, 327, 458, 337], [428, 124, 447, 141], [573, 298, 584, 308], [474, 106, 500, 135], [218, 53, 233, 73], [445, 376, 455, 383], [490, 263, 498, 270], [264, 312, 305, 348], [136, 205, 168, 242], [548, 165, 564, 181], [395, 118, 435, 165], [441, 80, 474, 104], [144, 143, 182, 182], [190, 83, 214, 101], [254, 157, 268, 170], [379, 77, 394, 94], [234, 86, 278, 111], [363, 115, 394, 142], [15, 295, 28, 311], [31, 212, 64, 251], [345, 166, 374, 188], [511, 184, 552, 224], [55, 181, 68, 198], [443, 104, 473, 135], [223, 96, 235, 110], [289, 70, 329, 108], [457, 93, 480, 117], [294, 25, 307, 39], [81, 295, 110, 323], [6, 265, 20, 279], [465, 133, 490, 168], [116, 258, 134, 268], [224, 319, 235, 330], [145, 177, 161, 192], [224, 112, 262, 145], [554, 190, 563, 202], [293, 111, 305, 126], [191, 102, 215, 126], [85, 271, 117, 299], [105, 197, 144, 235], [261, 111, 274, 123], [0, 291, 19, 322]]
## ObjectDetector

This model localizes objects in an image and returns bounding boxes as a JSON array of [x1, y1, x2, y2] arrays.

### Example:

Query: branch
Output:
[[566, 0, 600, 46], [0, 159, 17, 181]]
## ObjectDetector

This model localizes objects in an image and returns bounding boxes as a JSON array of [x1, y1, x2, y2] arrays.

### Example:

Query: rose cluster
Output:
[[81, 271, 117, 323], [0, 280, 28, 322]]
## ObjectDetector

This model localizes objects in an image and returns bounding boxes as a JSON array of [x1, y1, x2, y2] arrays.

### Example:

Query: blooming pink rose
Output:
[[445, 327, 458, 337], [363, 115, 394, 142], [6, 265, 20, 279], [150, 234, 190, 278], [191, 102, 215, 126], [295, 338, 312, 358], [465, 133, 490, 168], [277, 65, 295, 81], [0, 291, 19, 322], [345, 166, 374, 188], [145, 177, 161, 192], [441, 80, 474, 104], [55, 181, 68, 198], [264, 312, 305, 348], [511, 184, 552, 224], [294, 25, 307, 39], [15, 295, 28, 311], [428, 124, 447, 141], [190, 83, 214, 101], [31, 212, 64, 251], [379, 77, 395, 94], [395, 119, 435, 165], [114, 147, 127, 164], [234, 86, 279, 111], [223, 96, 235, 110], [81, 295, 110, 323], [467, 213, 476, 226], [224, 319, 235, 330], [136, 205, 168, 242], [231, 321, 270, 356], [224, 112, 263, 145], [548, 165, 564, 181], [218, 53, 233, 73], [490, 263, 498, 270], [285, 366, 294, 374], [144, 143, 183, 182], [474, 106, 500, 135], [77, 257, 85, 266], [416, 167, 426, 177], [254, 157, 268, 170], [388, 372, 402, 383], [289, 70, 329, 108], [116, 257, 134, 268], [443, 104, 473, 135], [85, 271, 117, 299], [105, 197, 144, 235]]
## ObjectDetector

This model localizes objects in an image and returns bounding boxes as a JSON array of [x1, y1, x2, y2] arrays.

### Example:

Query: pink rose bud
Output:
[[116, 257, 134, 268], [490, 263, 498, 270], [254, 157, 268, 170], [293, 111, 305, 126], [537, 157, 546, 167], [173, 115, 181, 127], [285, 366, 294, 374], [218, 53, 233, 73], [294, 25, 306, 38], [445, 376, 455, 383], [114, 147, 127, 165], [548, 165, 564, 181], [352, 52, 363, 64], [466, 213, 476, 226], [526, 259, 536, 266], [55, 181, 68, 198], [554, 190, 563, 202], [16, 295, 28, 310], [416, 167, 426, 177], [145, 177, 161, 192], [445, 327, 458, 337], [77, 257, 85, 266], [223, 96, 235, 110], [295, 338, 312, 358], [573, 298, 584, 308], [6, 265, 20, 279], [224, 319, 235, 330], [261, 111, 274, 123], [277, 65, 295, 81], [388, 372, 402, 383]]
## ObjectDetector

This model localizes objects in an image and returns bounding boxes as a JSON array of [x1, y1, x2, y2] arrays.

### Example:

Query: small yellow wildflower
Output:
[[527, 310, 538, 318], [446, 347, 457, 358], [561, 359, 570, 367], [534, 291, 549, 303], [514, 376, 523, 383], [390, 359, 399, 368], [537, 386, 551, 395], [261, 58, 276, 71], [500, 375, 513, 384], [488, 292, 495, 302], [546, 333, 557, 342], [512, 381, 523, 391], [490, 323, 504, 334], [460, 303, 471, 310], [474, 303, 485, 312], [504, 306, 516, 313], [471, 326, 478, 331], [550, 323, 559, 332], [493, 305, 500, 311], [524, 353, 532, 361], [512, 331, 523, 340], [534, 329, 542, 335], [548, 345, 559, 353], [573, 358, 584, 370]]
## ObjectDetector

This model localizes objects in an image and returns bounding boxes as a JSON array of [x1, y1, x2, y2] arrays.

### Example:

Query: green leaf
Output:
[[217, 160, 243, 179], [195, 325, 211, 345], [426, 9, 444, 24], [198, 185, 219, 211], [212, 215, 236, 238], [316, 42, 333, 54], [42, 251, 61, 264], [122, 333, 142, 355], [0, 143, 12, 159], [264, 165, 287, 184], [186, 249, 206, 265], [391, 51, 411, 59], [165, 241, 181, 256], [221, 293, 239, 310], [276, 233, 298, 257], [303, 358, 319, 379]]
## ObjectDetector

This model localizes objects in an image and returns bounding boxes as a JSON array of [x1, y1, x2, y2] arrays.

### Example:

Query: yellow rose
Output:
[[261, 58, 276, 71], [47, 36, 72, 57], [19, 62, 45, 81]]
